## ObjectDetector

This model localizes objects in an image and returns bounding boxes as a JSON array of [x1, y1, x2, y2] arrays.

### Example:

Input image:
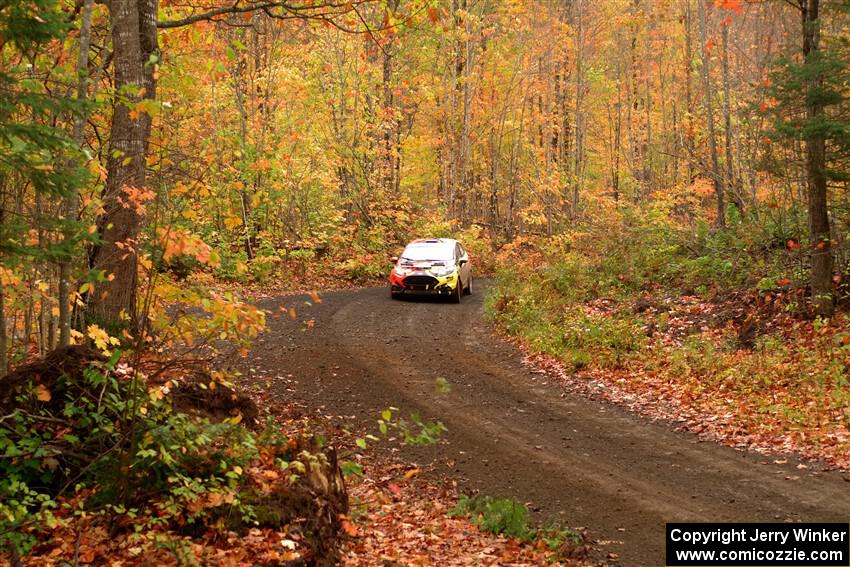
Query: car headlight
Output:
[[430, 265, 457, 277], [394, 265, 413, 276]]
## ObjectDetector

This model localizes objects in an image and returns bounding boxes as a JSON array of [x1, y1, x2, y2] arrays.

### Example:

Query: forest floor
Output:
[[235, 281, 850, 567]]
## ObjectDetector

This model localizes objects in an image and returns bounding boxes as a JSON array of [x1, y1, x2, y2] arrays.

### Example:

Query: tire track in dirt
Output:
[[248, 282, 849, 566]]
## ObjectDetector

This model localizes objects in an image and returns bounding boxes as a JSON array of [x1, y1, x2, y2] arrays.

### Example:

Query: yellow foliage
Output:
[[34, 384, 52, 402], [87, 324, 120, 353], [224, 215, 243, 230], [156, 227, 219, 267], [0, 267, 21, 286]]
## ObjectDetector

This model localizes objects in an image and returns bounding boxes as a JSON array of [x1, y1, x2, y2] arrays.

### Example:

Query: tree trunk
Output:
[[88, 0, 158, 329], [628, 0, 639, 193], [697, 0, 725, 227], [35, 191, 46, 355], [59, 0, 94, 347], [721, 22, 740, 212], [610, 86, 622, 202], [489, 132, 499, 237], [561, 56, 571, 183], [571, 0, 584, 218], [231, 38, 254, 260], [0, 202, 6, 377], [642, 25, 653, 194], [684, 0, 694, 184], [0, 278, 6, 377], [382, 25, 395, 195], [381, 0, 402, 198], [801, 0, 833, 317], [460, 0, 472, 225]]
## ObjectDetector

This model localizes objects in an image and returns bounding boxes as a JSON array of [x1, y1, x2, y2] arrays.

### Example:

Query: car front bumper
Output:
[[390, 271, 459, 294]]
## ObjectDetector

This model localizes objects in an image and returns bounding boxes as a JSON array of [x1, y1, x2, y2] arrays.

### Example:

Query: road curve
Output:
[[246, 281, 849, 566]]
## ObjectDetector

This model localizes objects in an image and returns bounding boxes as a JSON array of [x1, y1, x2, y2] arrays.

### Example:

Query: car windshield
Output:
[[400, 243, 454, 262]]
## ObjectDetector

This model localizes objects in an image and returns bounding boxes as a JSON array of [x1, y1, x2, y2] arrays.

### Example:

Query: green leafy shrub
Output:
[[213, 248, 250, 282], [450, 494, 533, 540], [338, 255, 386, 283], [547, 254, 590, 303], [449, 494, 587, 558], [455, 225, 498, 274], [0, 347, 344, 559], [375, 408, 448, 445], [560, 311, 646, 369], [487, 267, 645, 369], [248, 253, 281, 283]]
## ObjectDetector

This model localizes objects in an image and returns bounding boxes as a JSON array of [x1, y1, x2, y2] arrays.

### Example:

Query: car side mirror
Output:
[[458, 258, 468, 266], [390, 256, 399, 263]]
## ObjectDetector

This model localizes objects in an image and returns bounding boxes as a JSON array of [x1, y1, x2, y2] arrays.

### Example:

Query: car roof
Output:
[[406, 238, 458, 247]]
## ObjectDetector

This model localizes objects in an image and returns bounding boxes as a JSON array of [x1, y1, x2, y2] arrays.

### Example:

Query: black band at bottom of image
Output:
[[666, 522, 849, 566]]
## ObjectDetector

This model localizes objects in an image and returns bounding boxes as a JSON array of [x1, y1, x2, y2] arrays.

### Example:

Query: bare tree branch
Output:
[[157, 0, 369, 29]]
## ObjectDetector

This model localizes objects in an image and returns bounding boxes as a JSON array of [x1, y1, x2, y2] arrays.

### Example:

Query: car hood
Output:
[[399, 260, 453, 270]]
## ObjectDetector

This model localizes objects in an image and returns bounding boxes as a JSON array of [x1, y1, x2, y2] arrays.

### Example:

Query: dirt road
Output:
[[246, 282, 848, 566]]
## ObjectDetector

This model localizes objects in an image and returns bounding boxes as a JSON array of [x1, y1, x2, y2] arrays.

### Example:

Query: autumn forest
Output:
[[1, 0, 849, 564]]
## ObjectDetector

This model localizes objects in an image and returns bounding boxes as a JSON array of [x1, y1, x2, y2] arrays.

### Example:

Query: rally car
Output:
[[389, 238, 472, 302]]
